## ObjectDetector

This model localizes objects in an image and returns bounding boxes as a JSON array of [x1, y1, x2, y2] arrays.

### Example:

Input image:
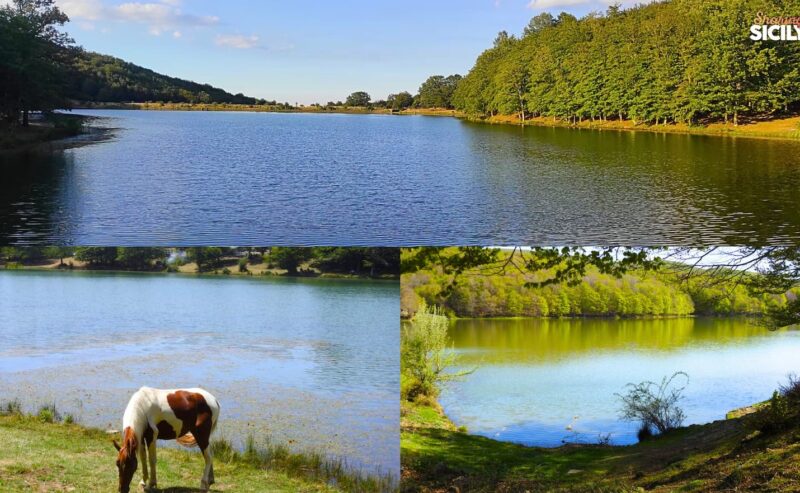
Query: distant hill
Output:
[[63, 49, 257, 105]]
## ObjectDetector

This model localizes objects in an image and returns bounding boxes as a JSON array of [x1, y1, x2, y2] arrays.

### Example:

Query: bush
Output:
[[238, 257, 249, 273], [780, 373, 800, 405], [618, 372, 688, 435], [401, 302, 472, 401], [757, 391, 792, 433], [1, 399, 22, 416], [637, 423, 653, 442], [37, 404, 61, 423]]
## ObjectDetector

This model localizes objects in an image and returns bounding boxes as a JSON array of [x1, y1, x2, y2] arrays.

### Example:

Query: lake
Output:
[[0, 270, 399, 476], [439, 317, 800, 447], [2, 110, 800, 245]]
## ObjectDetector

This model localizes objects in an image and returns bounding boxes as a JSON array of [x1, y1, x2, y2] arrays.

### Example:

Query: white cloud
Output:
[[527, 0, 657, 10], [57, 0, 218, 35], [527, 0, 590, 10], [215, 34, 260, 49]]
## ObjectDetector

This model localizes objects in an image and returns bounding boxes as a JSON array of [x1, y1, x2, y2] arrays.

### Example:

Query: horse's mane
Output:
[[122, 427, 138, 456]]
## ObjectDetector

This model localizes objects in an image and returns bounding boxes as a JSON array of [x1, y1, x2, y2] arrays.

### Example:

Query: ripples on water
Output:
[[1, 110, 800, 245], [0, 271, 399, 475]]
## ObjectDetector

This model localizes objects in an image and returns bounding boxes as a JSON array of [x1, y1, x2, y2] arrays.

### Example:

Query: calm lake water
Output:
[[2, 110, 800, 245], [439, 317, 800, 447], [0, 271, 399, 476]]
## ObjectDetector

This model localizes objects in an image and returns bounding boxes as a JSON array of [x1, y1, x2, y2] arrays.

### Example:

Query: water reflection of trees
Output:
[[0, 152, 72, 244], [462, 122, 800, 244], [450, 318, 781, 363]]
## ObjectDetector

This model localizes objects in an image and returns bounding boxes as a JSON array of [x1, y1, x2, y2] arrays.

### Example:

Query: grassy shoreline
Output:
[[73, 101, 800, 140], [0, 412, 397, 492], [74, 101, 462, 118], [0, 114, 90, 152], [401, 397, 800, 492], [477, 113, 800, 141]]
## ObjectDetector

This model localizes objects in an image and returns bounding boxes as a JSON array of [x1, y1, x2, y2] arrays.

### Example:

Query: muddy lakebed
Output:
[[0, 270, 399, 475]]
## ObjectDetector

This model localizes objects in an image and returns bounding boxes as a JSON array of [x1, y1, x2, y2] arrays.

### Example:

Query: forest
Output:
[[0, 247, 400, 278], [452, 0, 800, 125], [402, 248, 799, 318], [64, 51, 257, 105]]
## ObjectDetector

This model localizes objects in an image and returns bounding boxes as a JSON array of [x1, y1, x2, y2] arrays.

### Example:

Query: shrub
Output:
[[37, 404, 60, 423], [210, 438, 237, 462], [401, 302, 473, 401], [1, 399, 22, 416], [222, 267, 232, 275], [637, 423, 653, 442], [63, 413, 75, 424], [780, 373, 800, 405], [757, 391, 792, 433], [238, 257, 249, 273], [618, 372, 688, 435]]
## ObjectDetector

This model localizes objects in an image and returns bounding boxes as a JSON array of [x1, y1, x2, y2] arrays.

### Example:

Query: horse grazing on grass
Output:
[[113, 387, 220, 493]]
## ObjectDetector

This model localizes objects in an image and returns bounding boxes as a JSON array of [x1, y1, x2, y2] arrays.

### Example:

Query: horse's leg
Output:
[[195, 424, 214, 491], [200, 446, 214, 490], [138, 439, 149, 490], [147, 439, 158, 488]]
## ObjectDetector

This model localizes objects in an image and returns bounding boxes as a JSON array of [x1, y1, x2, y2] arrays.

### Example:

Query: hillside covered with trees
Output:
[[64, 51, 257, 105], [452, 0, 800, 125], [0, 0, 257, 130]]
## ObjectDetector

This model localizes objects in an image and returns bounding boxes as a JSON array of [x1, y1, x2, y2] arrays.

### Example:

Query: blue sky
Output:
[[49, 0, 648, 104]]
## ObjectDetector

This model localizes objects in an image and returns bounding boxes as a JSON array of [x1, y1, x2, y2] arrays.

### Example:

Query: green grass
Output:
[[0, 414, 396, 492], [401, 400, 800, 492]]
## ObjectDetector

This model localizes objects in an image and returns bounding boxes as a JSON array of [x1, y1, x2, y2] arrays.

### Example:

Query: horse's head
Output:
[[112, 427, 138, 493]]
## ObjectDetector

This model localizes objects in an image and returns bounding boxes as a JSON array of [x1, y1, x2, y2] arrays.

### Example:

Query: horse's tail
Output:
[[176, 432, 197, 448]]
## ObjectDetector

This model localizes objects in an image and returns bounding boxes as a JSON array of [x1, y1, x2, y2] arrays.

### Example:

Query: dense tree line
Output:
[[453, 0, 800, 125], [401, 248, 798, 318], [0, 247, 400, 278], [266, 247, 399, 277]]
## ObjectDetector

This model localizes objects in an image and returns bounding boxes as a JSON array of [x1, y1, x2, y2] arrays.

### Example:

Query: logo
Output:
[[750, 12, 800, 40]]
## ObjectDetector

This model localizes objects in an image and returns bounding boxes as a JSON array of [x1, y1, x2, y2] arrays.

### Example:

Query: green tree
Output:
[[388, 91, 414, 111], [416, 74, 462, 109], [43, 246, 73, 266], [116, 247, 167, 270], [0, 0, 72, 125], [268, 247, 314, 275], [345, 91, 370, 107], [186, 247, 224, 272], [74, 247, 117, 266]]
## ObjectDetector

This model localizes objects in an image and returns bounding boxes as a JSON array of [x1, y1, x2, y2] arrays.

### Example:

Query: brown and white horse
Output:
[[113, 387, 220, 493]]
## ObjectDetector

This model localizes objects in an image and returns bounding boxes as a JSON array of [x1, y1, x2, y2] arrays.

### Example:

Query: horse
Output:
[[113, 387, 220, 493]]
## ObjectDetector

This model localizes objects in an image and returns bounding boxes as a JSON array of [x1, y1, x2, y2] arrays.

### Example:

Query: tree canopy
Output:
[[452, 0, 800, 125], [401, 247, 800, 325], [0, 0, 72, 125], [416, 75, 462, 109], [345, 91, 371, 107]]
